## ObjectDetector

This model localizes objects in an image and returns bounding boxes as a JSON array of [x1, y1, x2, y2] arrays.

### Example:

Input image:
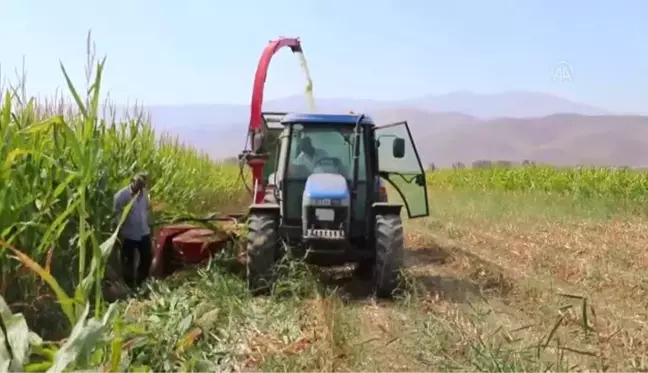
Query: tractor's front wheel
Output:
[[373, 213, 405, 298], [246, 212, 279, 295]]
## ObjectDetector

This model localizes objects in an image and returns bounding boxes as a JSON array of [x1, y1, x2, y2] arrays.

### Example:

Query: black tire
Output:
[[373, 213, 404, 298], [246, 212, 279, 295]]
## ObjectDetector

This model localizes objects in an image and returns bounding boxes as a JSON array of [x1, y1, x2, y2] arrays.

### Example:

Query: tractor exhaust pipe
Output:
[[348, 114, 365, 236]]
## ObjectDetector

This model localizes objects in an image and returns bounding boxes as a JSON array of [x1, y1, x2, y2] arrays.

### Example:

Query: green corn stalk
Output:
[[427, 164, 648, 203], [0, 34, 248, 370]]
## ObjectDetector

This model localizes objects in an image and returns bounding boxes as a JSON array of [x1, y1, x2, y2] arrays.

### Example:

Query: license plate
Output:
[[315, 208, 335, 221]]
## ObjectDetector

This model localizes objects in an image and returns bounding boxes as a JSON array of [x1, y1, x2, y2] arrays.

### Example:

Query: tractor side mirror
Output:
[[392, 137, 405, 158]]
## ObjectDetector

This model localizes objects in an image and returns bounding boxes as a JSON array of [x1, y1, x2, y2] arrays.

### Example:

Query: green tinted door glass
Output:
[[375, 121, 429, 218]]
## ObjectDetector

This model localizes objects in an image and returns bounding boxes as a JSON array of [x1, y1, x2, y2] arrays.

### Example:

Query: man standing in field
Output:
[[113, 172, 152, 288]]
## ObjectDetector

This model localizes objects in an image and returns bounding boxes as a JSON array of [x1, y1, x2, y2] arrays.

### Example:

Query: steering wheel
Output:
[[313, 157, 346, 174]]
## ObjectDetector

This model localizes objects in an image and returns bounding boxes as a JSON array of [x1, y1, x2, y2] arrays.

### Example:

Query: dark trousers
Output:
[[121, 235, 152, 287]]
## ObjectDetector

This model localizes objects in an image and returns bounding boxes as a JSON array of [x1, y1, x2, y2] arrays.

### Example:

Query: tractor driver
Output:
[[294, 136, 329, 172]]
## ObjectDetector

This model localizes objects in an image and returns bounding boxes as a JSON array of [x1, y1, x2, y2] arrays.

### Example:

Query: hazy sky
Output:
[[1, 0, 646, 113]]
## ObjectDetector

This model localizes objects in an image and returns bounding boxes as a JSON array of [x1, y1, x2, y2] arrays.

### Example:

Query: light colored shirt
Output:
[[113, 185, 150, 240]]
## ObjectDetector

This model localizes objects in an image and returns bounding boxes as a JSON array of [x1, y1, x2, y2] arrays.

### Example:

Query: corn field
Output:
[[427, 166, 648, 202], [0, 53, 248, 371]]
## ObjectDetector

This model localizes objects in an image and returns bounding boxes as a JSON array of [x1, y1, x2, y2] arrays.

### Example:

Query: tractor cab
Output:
[[261, 112, 429, 237], [248, 111, 429, 296]]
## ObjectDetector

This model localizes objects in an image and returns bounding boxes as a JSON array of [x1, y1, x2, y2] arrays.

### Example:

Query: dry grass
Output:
[[379, 188, 648, 371]]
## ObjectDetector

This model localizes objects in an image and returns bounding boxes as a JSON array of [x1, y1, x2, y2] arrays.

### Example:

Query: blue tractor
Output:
[[246, 112, 430, 297]]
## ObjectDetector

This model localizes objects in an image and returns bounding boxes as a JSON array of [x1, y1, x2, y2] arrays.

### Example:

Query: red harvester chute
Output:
[[245, 37, 303, 204], [149, 37, 304, 278]]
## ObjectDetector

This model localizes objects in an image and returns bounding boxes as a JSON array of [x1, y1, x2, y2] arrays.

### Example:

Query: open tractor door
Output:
[[375, 121, 429, 218]]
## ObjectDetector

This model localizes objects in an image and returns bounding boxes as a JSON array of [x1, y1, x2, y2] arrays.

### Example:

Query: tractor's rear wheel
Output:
[[246, 212, 279, 295], [373, 213, 404, 298]]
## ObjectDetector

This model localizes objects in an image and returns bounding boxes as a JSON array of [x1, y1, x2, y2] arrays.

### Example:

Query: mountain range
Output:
[[140, 91, 648, 168]]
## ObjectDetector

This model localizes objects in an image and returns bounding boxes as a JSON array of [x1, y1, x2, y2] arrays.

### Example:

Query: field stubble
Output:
[[393, 188, 648, 371]]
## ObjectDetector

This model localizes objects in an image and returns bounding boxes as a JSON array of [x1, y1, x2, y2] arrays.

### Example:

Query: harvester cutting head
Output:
[[245, 112, 430, 298]]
